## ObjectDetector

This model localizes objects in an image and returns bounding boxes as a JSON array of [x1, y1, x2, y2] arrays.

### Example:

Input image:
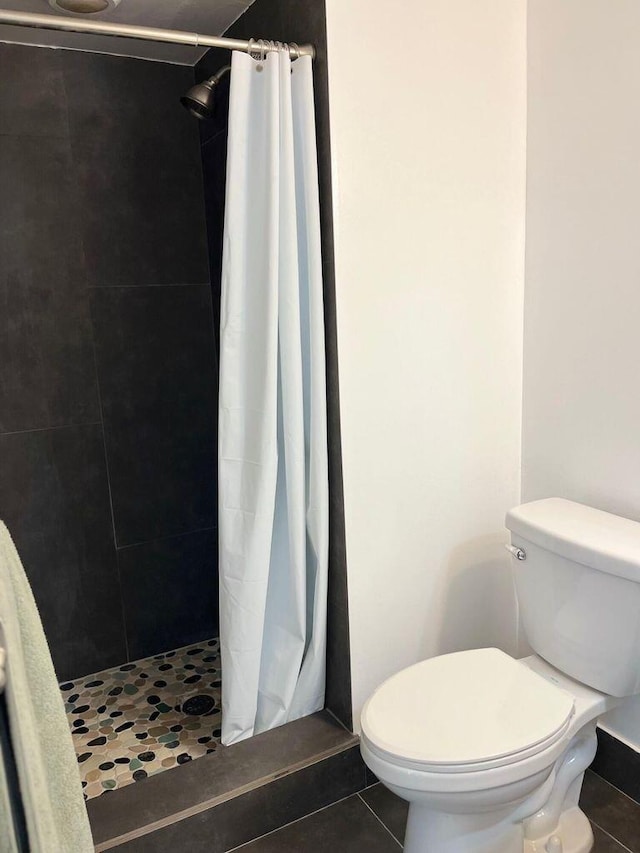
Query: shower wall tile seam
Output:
[[324, 707, 352, 735], [70, 47, 131, 662], [115, 542, 131, 664], [86, 227, 116, 551], [88, 301, 130, 660], [201, 129, 227, 150], [0, 421, 102, 438], [115, 524, 218, 553], [83, 184, 128, 658]]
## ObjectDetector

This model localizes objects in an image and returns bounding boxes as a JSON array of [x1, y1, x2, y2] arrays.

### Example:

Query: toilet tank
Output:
[[506, 498, 640, 697]]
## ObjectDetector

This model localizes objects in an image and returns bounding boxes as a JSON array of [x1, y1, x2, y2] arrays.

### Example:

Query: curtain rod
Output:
[[0, 9, 315, 59]]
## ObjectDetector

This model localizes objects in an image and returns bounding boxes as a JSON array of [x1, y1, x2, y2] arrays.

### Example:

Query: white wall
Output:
[[524, 0, 640, 749], [325, 0, 527, 725]]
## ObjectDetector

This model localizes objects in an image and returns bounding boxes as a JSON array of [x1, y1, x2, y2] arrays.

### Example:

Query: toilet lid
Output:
[[361, 648, 575, 769]]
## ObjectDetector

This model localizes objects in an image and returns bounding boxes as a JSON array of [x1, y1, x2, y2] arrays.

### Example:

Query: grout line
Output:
[[70, 100, 130, 660], [88, 305, 129, 660], [94, 419, 128, 659], [90, 333, 119, 553], [200, 128, 227, 149], [116, 525, 218, 552], [590, 769, 640, 809], [0, 421, 101, 438], [224, 790, 361, 852], [357, 793, 403, 849], [591, 820, 635, 853], [113, 546, 130, 664], [324, 706, 353, 735]]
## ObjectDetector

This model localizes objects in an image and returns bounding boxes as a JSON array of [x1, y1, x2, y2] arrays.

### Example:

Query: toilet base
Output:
[[402, 804, 594, 853], [524, 806, 593, 853], [403, 802, 523, 853]]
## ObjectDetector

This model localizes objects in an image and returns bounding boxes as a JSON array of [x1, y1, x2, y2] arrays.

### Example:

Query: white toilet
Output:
[[361, 498, 640, 853]]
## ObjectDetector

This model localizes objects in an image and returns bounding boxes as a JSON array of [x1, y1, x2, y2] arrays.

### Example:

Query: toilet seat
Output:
[[361, 648, 575, 774]]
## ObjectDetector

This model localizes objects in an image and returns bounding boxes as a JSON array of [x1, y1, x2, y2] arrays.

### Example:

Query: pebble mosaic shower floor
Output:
[[61, 638, 222, 800]]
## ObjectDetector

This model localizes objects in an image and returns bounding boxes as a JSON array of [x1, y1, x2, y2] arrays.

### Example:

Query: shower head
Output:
[[181, 65, 231, 120]]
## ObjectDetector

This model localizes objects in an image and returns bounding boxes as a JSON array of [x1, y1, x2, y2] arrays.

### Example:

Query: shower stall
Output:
[[0, 0, 355, 846]]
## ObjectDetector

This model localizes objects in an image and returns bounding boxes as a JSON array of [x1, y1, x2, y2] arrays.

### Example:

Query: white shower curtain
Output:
[[218, 48, 329, 746]]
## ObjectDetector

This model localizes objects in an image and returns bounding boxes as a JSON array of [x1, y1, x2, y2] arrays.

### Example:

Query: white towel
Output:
[[0, 521, 93, 853]]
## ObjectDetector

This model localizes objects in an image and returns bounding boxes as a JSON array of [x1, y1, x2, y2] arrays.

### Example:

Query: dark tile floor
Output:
[[231, 770, 640, 852]]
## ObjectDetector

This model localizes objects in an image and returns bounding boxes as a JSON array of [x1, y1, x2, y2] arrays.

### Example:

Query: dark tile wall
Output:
[[119, 529, 218, 661], [196, 0, 352, 731], [90, 285, 217, 546], [0, 132, 99, 433], [592, 727, 640, 805], [0, 426, 125, 678], [0, 44, 218, 683]]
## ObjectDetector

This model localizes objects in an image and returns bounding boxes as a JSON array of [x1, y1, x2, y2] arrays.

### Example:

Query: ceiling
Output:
[[0, 0, 255, 64]]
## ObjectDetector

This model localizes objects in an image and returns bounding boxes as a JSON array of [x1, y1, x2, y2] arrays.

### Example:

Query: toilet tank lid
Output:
[[506, 498, 640, 582]]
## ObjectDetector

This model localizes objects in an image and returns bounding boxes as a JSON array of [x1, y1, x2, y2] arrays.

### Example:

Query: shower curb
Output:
[[87, 711, 365, 852]]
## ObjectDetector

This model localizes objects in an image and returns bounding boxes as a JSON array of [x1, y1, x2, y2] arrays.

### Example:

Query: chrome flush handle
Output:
[[504, 544, 527, 561]]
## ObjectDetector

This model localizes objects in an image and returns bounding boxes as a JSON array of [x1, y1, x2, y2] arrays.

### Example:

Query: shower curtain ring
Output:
[[247, 38, 265, 62], [289, 42, 300, 60]]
